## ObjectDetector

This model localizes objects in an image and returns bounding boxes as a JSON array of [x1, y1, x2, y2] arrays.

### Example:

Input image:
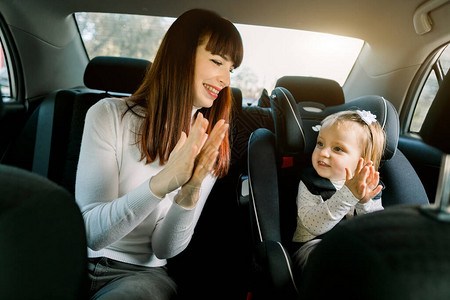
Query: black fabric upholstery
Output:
[[1, 56, 152, 193], [252, 240, 299, 300], [0, 164, 87, 299], [246, 127, 300, 298], [248, 128, 281, 242], [231, 87, 243, 114], [167, 154, 252, 299], [231, 106, 274, 170], [380, 149, 429, 206], [84, 56, 151, 94], [275, 76, 345, 107], [1, 106, 38, 170], [257, 88, 271, 108], [420, 71, 450, 153], [299, 205, 450, 300], [58, 91, 110, 193], [1, 89, 109, 193], [271, 87, 306, 156]]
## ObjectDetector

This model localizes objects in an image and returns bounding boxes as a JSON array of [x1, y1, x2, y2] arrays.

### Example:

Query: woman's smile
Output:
[[203, 83, 220, 98]]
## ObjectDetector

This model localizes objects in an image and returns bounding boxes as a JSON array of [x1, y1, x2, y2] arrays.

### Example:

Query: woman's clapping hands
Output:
[[150, 113, 228, 207]]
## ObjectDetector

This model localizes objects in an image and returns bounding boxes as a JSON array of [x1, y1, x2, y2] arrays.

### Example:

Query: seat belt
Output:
[[32, 90, 60, 178]]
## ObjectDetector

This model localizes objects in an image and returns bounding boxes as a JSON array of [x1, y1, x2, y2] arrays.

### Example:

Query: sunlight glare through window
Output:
[[76, 13, 363, 104]]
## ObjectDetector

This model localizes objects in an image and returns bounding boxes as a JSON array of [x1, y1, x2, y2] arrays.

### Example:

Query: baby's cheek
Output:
[[343, 161, 357, 178]]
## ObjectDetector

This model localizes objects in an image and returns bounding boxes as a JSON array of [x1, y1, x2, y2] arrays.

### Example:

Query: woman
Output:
[[75, 9, 243, 299]]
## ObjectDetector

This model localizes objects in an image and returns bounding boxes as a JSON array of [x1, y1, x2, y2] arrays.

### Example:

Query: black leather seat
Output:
[[247, 87, 429, 299], [0, 164, 88, 299]]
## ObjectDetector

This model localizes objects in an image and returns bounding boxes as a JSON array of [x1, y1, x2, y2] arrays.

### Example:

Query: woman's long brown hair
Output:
[[127, 9, 243, 178]]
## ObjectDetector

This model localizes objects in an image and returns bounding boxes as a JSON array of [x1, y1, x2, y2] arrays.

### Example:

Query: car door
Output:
[[398, 43, 450, 203], [0, 13, 28, 159]]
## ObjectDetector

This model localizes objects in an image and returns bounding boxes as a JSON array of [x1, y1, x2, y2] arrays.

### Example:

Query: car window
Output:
[[75, 12, 363, 105], [410, 44, 450, 133], [0, 38, 11, 100], [440, 49, 450, 75]]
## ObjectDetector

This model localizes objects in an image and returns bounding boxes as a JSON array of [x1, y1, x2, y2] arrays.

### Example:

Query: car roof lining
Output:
[[0, 0, 449, 103]]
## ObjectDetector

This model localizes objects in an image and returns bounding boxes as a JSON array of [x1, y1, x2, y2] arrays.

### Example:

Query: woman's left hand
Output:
[[175, 119, 229, 208], [149, 113, 209, 198]]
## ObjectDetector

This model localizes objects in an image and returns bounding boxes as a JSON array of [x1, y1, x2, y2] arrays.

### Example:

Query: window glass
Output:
[[76, 12, 363, 104], [440, 45, 450, 75], [76, 13, 173, 60], [410, 71, 438, 132], [0, 41, 11, 100], [410, 45, 450, 132]]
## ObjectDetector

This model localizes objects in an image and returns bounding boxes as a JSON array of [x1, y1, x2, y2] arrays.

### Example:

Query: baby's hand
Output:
[[360, 164, 382, 203], [345, 158, 382, 203]]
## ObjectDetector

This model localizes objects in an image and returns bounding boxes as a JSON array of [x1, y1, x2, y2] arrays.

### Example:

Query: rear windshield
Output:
[[76, 12, 363, 105]]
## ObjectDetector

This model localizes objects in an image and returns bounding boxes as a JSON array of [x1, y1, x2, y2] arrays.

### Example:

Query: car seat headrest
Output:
[[84, 56, 151, 94], [420, 71, 450, 154], [275, 76, 345, 107], [271, 87, 399, 161]]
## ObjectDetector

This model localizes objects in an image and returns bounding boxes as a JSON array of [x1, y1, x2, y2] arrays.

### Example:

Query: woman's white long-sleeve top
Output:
[[75, 98, 216, 267]]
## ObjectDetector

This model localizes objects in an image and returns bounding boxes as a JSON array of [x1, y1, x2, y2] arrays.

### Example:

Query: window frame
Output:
[[0, 13, 24, 103], [401, 44, 448, 136]]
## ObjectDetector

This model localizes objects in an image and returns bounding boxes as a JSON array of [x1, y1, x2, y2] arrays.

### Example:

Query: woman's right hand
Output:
[[189, 119, 228, 187], [149, 113, 209, 198], [175, 119, 229, 209]]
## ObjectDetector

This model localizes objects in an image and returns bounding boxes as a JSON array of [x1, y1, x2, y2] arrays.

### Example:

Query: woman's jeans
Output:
[[88, 257, 177, 300]]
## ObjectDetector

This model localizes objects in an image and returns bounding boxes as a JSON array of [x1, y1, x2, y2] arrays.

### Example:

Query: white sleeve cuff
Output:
[[126, 178, 164, 213]]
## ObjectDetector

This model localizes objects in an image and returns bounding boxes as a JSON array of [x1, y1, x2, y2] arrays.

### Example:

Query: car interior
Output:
[[0, 0, 449, 299]]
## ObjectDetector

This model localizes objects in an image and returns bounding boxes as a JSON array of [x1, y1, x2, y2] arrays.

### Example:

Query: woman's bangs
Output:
[[206, 29, 243, 68]]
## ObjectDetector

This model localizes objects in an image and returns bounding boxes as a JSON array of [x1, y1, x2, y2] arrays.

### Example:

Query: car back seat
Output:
[[275, 75, 345, 108], [2, 56, 253, 299], [258, 76, 345, 110], [2, 56, 251, 196], [1, 56, 151, 193], [0, 163, 88, 300]]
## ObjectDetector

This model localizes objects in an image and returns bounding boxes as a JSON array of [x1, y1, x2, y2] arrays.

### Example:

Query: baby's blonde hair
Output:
[[320, 110, 386, 170]]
